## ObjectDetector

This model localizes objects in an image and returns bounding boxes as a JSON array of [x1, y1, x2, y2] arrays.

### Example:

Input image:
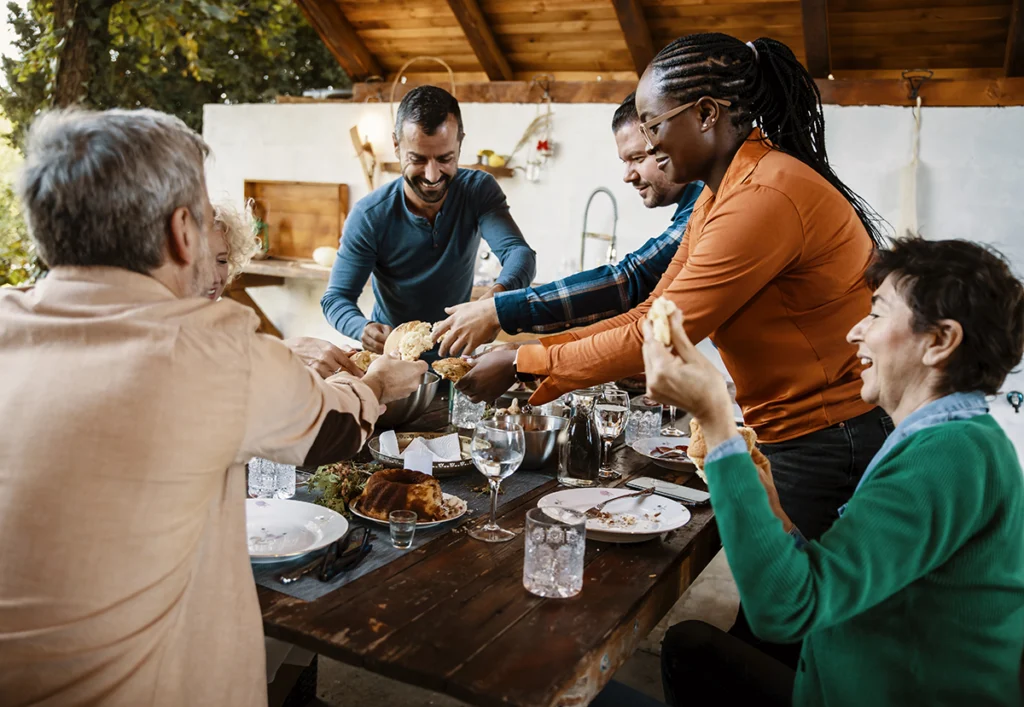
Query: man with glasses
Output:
[[433, 93, 703, 356]]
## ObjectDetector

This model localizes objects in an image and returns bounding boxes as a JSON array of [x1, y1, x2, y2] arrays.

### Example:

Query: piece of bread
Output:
[[351, 350, 380, 372], [649, 296, 679, 347], [383, 321, 435, 361], [432, 357, 473, 383], [688, 418, 769, 482]]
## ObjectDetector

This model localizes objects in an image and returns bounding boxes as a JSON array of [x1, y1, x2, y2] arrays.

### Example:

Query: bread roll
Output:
[[688, 418, 769, 482], [383, 321, 435, 361], [649, 296, 678, 347], [351, 350, 379, 372], [432, 357, 473, 383]]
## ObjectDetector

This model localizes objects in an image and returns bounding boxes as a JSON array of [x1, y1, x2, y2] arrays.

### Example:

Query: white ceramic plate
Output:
[[630, 435, 696, 472], [246, 498, 349, 563], [537, 488, 691, 544], [350, 492, 469, 529]]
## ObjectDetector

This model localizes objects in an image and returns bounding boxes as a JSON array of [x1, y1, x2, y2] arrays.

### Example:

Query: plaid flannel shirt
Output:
[[493, 182, 703, 334]]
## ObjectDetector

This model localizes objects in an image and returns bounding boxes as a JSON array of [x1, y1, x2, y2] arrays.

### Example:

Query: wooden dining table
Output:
[[258, 393, 721, 707]]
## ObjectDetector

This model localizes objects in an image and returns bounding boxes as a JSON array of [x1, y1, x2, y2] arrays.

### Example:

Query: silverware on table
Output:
[[583, 487, 655, 518]]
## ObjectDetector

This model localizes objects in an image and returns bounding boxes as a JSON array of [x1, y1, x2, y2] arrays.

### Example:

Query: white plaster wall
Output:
[[203, 101, 1024, 455]]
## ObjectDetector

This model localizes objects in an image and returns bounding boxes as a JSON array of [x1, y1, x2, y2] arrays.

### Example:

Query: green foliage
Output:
[[0, 0, 349, 285], [1, 0, 350, 144]]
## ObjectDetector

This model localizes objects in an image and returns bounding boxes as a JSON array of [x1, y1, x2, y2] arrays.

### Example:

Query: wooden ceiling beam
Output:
[[1006, 0, 1024, 76], [295, 0, 383, 81], [800, 0, 832, 78], [610, 0, 656, 77], [352, 77, 1024, 107], [444, 0, 513, 81]]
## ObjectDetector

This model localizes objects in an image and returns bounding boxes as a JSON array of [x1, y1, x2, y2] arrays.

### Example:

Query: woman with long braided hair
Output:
[[464, 31, 890, 542]]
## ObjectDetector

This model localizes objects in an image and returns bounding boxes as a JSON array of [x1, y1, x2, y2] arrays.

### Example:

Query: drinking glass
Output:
[[594, 388, 630, 480], [523, 507, 586, 598], [624, 397, 664, 446], [389, 510, 417, 549], [450, 383, 486, 429], [247, 458, 296, 499], [661, 404, 686, 437], [469, 418, 525, 543]]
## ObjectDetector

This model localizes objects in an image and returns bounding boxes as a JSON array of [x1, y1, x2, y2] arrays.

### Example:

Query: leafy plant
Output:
[[310, 462, 381, 518]]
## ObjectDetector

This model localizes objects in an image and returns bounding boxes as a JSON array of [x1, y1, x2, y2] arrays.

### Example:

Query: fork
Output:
[[584, 487, 655, 518]]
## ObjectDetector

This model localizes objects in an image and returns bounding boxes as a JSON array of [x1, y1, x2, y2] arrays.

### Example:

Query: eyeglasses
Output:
[[638, 96, 733, 151]]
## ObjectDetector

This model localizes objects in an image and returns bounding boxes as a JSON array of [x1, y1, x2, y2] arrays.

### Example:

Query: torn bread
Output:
[[432, 357, 473, 383], [649, 296, 678, 347], [351, 350, 380, 372], [688, 417, 771, 483], [383, 321, 435, 361]]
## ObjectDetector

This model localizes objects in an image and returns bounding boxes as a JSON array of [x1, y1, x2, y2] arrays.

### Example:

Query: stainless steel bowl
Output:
[[501, 414, 568, 470], [375, 371, 441, 429]]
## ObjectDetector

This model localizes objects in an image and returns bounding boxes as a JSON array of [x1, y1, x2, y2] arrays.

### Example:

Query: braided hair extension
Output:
[[649, 33, 889, 246]]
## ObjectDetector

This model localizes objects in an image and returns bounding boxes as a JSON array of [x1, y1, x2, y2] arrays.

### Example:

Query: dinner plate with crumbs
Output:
[[630, 436, 696, 472], [537, 488, 690, 544], [349, 493, 469, 529]]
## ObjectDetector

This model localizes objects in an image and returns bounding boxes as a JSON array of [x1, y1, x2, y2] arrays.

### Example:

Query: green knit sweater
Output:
[[707, 415, 1024, 706]]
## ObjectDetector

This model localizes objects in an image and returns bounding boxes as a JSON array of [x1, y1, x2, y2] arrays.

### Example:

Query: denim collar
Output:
[[838, 392, 988, 516]]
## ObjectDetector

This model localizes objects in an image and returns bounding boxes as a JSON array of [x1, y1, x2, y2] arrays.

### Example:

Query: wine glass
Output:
[[594, 388, 630, 480], [661, 404, 686, 437], [469, 418, 526, 543]]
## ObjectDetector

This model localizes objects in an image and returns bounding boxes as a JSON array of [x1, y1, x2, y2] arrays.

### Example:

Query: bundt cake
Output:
[[357, 468, 445, 521]]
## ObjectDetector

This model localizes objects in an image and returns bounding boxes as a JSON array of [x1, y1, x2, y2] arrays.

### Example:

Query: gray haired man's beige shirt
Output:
[[0, 267, 380, 706]]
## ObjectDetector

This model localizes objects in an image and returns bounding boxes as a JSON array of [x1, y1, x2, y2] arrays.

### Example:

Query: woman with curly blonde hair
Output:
[[206, 198, 261, 300]]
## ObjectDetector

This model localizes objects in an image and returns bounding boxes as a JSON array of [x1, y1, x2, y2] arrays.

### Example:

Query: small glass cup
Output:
[[450, 384, 486, 430], [247, 458, 296, 499], [523, 507, 586, 598], [624, 397, 664, 446], [389, 510, 417, 549]]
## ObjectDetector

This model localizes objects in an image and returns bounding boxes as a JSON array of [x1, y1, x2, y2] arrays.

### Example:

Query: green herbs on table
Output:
[[309, 461, 381, 517]]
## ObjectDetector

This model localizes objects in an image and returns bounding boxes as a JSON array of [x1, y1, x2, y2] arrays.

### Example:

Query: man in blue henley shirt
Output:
[[321, 86, 536, 355]]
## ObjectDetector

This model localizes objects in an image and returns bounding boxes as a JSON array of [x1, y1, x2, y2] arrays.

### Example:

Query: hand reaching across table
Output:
[[360, 353, 428, 405], [361, 321, 392, 355], [433, 298, 502, 358], [284, 337, 364, 379]]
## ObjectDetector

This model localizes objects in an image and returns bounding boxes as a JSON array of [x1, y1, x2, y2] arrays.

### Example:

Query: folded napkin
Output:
[[378, 431, 463, 462]]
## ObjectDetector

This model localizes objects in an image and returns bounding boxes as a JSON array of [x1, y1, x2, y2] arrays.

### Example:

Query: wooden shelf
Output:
[[380, 162, 514, 178], [243, 258, 332, 281]]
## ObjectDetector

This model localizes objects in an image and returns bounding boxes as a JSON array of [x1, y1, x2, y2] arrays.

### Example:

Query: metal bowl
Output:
[[367, 431, 474, 477], [375, 371, 441, 429], [501, 414, 568, 470]]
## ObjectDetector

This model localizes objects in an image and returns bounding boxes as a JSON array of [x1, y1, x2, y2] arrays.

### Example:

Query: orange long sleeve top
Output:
[[520, 134, 875, 443]]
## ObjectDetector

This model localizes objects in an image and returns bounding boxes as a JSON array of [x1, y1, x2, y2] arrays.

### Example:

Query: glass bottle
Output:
[[557, 387, 603, 488]]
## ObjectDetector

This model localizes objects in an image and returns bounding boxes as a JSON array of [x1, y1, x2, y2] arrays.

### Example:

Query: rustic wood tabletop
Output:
[[258, 393, 720, 707]]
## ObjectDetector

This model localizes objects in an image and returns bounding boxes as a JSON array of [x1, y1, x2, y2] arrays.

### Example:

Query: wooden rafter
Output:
[[801, 0, 832, 78], [1006, 0, 1024, 77], [611, 0, 656, 77], [444, 0, 513, 81], [352, 77, 1024, 107], [295, 0, 382, 81]]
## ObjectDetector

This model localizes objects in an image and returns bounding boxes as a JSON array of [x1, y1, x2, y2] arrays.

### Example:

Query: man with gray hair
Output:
[[0, 108, 426, 706]]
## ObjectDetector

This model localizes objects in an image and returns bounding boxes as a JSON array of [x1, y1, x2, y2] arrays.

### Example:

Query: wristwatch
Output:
[[513, 349, 537, 384]]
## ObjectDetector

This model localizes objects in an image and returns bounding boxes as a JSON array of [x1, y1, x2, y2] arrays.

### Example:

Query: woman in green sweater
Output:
[[642, 237, 1024, 706]]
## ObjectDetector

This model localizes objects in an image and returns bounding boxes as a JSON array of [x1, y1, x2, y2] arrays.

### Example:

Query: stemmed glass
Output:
[[469, 418, 526, 543], [661, 404, 685, 437], [594, 388, 631, 480]]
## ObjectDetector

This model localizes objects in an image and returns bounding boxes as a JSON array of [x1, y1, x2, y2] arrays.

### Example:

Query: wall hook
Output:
[[901, 69, 934, 101]]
